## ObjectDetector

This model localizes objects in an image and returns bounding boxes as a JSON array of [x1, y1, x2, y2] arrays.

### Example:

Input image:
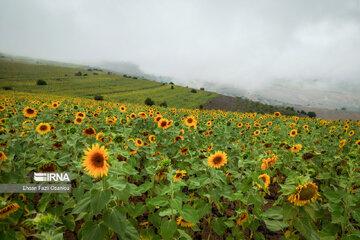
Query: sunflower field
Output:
[[0, 93, 360, 240]]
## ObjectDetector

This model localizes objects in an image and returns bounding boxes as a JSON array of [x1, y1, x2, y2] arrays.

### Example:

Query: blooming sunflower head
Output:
[[23, 107, 37, 118], [173, 170, 186, 182], [36, 123, 51, 134], [207, 151, 227, 168], [158, 119, 169, 129], [288, 182, 319, 206], [82, 144, 109, 178], [179, 147, 189, 155], [291, 144, 302, 153], [290, 129, 298, 137], [135, 138, 144, 147]]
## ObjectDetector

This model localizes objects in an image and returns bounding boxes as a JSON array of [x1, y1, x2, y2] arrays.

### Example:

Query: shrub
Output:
[[94, 95, 104, 101], [160, 101, 167, 107], [145, 97, 155, 106], [190, 89, 197, 93], [200, 88, 205, 90], [37, 79, 47, 85], [169, 82, 174, 85], [199, 105, 203, 109], [2, 86, 13, 90], [307, 112, 316, 118], [83, 73, 88, 76], [171, 85, 174, 90], [74, 71, 82, 76], [93, 72, 98, 75]]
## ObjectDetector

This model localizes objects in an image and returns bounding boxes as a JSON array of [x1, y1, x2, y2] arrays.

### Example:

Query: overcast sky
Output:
[[0, 0, 359, 90]]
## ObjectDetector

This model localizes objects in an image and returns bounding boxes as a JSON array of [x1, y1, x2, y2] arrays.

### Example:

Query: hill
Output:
[[0, 57, 217, 109]]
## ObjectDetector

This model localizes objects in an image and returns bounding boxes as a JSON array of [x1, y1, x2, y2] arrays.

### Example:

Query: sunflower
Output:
[[82, 144, 109, 178], [138, 112, 147, 119], [274, 112, 281, 117], [176, 216, 195, 227], [74, 117, 83, 125], [155, 168, 168, 182], [356, 140, 360, 147], [303, 125, 309, 130], [237, 212, 249, 226], [349, 130, 355, 136], [174, 135, 184, 143], [207, 151, 227, 168], [184, 116, 196, 127], [158, 119, 169, 129], [106, 118, 116, 125], [0, 151, 7, 161], [39, 163, 57, 172], [0, 106, 5, 111], [82, 127, 96, 137], [130, 113, 136, 119], [52, 142, 63, 150], [237, 122, 243, 128], [154, 115, 163, 123], [0, 203, 20, 219], [76, 112, 86, 119], [257, 174, 270, 189], [180, 147, 189, 155], [149, 135, 156, 143], [291, 144, 302, 153], [23, 107, 37, 118], [288, 182, 319, 206], [36, 123, 51, 134], [208, 143, 213, 152], [135, 138, 144, 147], [173, 170, 186, 182], [253, 130, 260, 136], [268, 121, 273, 126], [290, 129, 298, 137], [119, 106, 127, 113]]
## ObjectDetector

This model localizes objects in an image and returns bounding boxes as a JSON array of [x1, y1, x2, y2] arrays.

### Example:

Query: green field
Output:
[[0, 58, 218, 109]]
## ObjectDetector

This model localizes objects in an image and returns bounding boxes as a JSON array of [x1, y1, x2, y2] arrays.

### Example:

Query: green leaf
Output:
[[127, 202, 147, 218], [262, 206, 283, 220], [137, 181, 153, 193], [283, 203, 298, 221], [103, 208, 139, 240], [146, 195, 169, 207], [91, 189, 111, 215], [160, 218, 177, 240], [82, 221, 108, 240], [293, 218, 320, 240], [62, 214, 75, 231], [159, 208, 177, 217], [38, 193, 51, 212], [264, 220, 288, 232], [177, 229, 192, 240], [212, 218, 227, 237], [179, 204, 200, 223], [170, 196, 182, 211], [72, 194, 91, 214]]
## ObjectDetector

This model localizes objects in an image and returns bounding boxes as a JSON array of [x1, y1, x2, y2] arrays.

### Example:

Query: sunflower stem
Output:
[[102, 176, 106, 190]]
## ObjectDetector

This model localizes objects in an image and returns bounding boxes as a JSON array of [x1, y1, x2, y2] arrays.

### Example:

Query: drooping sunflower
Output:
[[207, 151, 227, 168], [106, 117, 116, 125], [0, 203, 20, 219], [356, 140, 360, 147], [257, 174, 270, 189], [179, 147, 189, 155], [176, 216, 195, 227], [36, 123, 51, 134], [288, 182, 319, 206], [291, 144, 302, 153], [237, 212, 249, 226], [290, 129, 298, 137], [82, 144, 109, 178], [82, 127, 96, 137], [174, 135, 184, 143], [138, 112, 147, 119], [52, 142, 63, 150], [173, 170, 186, 182], [0, 151, 7, 161], [0, 106, 5, 111], [39, 163, 57, 172], [23, 107, 37, 118]]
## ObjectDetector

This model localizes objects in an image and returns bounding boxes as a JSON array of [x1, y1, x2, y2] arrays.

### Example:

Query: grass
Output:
[[0, 58, 218, 109]]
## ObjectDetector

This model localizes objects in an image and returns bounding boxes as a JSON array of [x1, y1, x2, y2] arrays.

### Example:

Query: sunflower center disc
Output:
[[299, 186, 316, 200], [91, 153, 105, 167]]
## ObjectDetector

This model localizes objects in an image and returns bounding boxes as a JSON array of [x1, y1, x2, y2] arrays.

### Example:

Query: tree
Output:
[[145, 97, 155, 106], [94, 95, 104, 101], [37, 79, 47, 85], [190, 89, 197, 93], [307, 112, 316, 118], [160, 101, 167, 107]]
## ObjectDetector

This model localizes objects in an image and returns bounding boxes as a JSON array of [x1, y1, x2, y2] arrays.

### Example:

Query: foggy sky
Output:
[[0, 0, 359, 90]]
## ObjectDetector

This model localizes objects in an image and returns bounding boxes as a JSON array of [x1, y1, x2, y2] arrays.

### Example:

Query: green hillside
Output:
[[0, 58, 218, 109]]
